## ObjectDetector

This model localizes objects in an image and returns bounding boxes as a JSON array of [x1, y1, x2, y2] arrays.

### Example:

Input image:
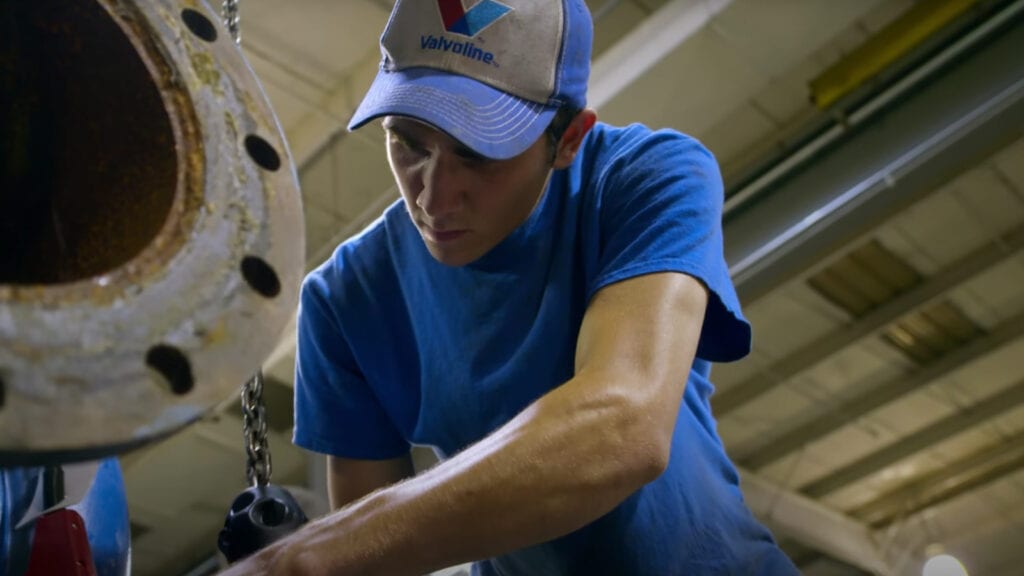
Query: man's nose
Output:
[[417, 156, 465, 220]]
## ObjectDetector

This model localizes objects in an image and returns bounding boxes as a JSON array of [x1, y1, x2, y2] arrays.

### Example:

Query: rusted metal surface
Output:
[[0, 0, 304, 465], [0, 0, 181, 286]]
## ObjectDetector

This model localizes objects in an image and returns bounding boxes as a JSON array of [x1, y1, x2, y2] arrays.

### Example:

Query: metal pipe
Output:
[[723, 0, 1024, 218], [724, 1, 1024, 303]]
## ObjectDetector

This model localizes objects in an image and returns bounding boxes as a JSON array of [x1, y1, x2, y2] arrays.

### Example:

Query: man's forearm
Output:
[[234, 374, 663, 576]]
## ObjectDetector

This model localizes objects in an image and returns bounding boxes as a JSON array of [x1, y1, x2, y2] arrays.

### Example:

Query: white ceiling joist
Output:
[[588, 0, 734, 110], [285, 53, 382, 169], [740, 467, 904, 576]]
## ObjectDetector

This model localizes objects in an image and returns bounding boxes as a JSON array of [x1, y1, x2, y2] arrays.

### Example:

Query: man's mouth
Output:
[[422, 224, 468, 243]]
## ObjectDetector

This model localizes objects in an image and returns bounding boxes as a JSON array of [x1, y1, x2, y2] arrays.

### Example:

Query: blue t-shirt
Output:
[[294, 123, 797, 575]]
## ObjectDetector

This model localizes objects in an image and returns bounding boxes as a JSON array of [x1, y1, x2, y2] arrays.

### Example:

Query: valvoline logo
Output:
[[437, 0, 512, 37]]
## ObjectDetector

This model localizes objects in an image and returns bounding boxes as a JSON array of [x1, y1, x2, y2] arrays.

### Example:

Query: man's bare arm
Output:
[[222, 271, 707, 576]]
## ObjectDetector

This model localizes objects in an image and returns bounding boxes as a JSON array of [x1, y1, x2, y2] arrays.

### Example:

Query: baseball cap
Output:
[[347, 0, 593, 160]]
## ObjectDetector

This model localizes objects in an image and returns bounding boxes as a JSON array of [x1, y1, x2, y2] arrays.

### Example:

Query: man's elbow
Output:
[[627, 432, 671, 486], [568, 378, 678, 491], [604, 405, 673, 489]]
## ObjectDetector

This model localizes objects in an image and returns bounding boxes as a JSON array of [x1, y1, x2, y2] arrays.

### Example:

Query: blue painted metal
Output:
[[1, 467, 43, 576], [1, 459, 129, 576], [69, 459, 130, 576]]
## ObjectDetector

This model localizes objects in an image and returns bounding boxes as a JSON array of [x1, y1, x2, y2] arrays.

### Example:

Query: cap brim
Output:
[[347, 67, 557, 160]]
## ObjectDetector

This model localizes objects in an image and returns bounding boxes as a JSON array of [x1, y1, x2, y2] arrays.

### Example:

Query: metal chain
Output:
[[222, 0, 241, 44], [219, 0, 268, 488], [241, 369, 272, 487]]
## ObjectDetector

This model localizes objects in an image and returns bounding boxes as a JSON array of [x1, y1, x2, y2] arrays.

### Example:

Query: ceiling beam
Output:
[[715, 224, 1024, 417], [588, 0, 734, 110], [853, 431, 1024, 528], [801, 376, 1024, 498], [735, 307, 1024, 468], [881, 494, 1024, 576], [283, 53, 382, 170], [740, 468, 899, 576]]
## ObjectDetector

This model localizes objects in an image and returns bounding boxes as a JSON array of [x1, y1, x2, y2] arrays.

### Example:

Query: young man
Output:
[[224, 1, 799, 574]]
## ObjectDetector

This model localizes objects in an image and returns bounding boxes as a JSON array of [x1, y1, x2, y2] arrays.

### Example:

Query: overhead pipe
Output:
[[723, 0, 1024, 303]]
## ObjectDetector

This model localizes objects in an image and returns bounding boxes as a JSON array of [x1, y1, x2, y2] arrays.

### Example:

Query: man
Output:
[[224, 0, 799, 574]]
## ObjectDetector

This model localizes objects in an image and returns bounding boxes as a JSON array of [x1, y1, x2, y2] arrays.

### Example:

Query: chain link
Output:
[[222, 0, 241, 44], [219, 0, 266, 487], [241, 369, 272, 487]]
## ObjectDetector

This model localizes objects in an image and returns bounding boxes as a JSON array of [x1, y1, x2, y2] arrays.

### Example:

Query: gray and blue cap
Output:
[[347, 0, 593, 160]]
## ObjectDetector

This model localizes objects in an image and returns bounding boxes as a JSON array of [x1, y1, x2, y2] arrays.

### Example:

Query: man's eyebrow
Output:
[[453, 143, 487, 161], [382, 121, 416, 140]]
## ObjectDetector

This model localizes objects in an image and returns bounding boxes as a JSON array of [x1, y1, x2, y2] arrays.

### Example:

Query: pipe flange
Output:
[[0, 0, 304, 465]]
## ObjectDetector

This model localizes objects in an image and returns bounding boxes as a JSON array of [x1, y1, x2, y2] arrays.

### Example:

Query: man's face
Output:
[[383, 116, 553, 267]]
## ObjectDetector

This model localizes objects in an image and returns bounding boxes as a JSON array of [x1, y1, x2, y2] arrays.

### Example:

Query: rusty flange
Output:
[[0, 0, 304, 465]]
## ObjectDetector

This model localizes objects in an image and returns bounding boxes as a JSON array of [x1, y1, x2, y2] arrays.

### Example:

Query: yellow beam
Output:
[[810, 0, 981, 110]]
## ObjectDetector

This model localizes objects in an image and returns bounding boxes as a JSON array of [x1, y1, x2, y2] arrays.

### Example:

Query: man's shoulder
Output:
[[313, 200, 406, 272], [571, 122, 718, 205], [585, 122, 712, 162], [301, 200, 408, 309]]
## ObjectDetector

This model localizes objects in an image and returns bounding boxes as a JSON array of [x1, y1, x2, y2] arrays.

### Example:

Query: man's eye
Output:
[[391, 133, 425, 154]]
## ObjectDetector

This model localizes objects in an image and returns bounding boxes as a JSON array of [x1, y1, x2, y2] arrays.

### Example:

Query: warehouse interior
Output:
[[3, 0, 1022, 575]]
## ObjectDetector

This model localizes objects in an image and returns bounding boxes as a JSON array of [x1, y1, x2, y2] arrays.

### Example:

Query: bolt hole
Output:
[[253, 499, 288, 527], [181, 9, 218, 43], [244, 135, 281, 172], [146, 345, 194, 395], [241, 256, 281, 299], [231, 491, 256, 513]]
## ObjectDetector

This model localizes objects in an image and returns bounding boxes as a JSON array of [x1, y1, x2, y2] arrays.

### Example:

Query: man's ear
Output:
[[553, 109, 597, 169]]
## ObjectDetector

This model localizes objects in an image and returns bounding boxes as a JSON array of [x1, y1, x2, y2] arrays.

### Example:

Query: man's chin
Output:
[[426, 245, 478, 268]]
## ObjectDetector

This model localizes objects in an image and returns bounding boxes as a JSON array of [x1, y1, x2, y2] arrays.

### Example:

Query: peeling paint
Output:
[[189, 50, 222, 92]]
